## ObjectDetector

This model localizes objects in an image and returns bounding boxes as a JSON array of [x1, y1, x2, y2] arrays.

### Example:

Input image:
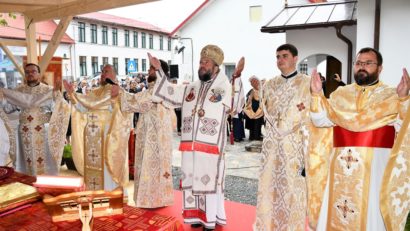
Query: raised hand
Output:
[[310, 69, 323, 94], [232, 57, 245, 78], [63, 80, 74, 94], [397, 68, 410, 97], [148, 53, 161, 71]]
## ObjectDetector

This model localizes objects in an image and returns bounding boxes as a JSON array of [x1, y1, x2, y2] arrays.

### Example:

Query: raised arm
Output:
[[1, 87, 53, 109], [149, 53, 187, 108], [310, 69, 334, 127], [230, 57, 245, 114]]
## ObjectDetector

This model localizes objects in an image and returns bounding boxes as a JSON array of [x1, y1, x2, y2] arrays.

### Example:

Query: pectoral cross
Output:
[[192, 107, 197, 116]]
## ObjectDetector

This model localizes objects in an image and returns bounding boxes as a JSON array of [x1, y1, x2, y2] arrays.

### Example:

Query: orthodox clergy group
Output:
[[0, 43, 409, 231]]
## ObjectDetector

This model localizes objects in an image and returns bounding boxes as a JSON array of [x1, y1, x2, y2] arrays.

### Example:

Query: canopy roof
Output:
[[261, 0, 357, 33], [0, 0, 157, 23]]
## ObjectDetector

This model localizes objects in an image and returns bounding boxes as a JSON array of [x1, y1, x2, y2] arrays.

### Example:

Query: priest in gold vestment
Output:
[[119, 60, 174, 208], [0, 63, 69, 176], [64, 64, 132, 191], [308, 48, 410, 231], [254, 44, 311, 231]]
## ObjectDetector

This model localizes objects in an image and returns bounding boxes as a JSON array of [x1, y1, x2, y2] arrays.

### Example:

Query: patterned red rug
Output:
[[153, 190, 256, 231]]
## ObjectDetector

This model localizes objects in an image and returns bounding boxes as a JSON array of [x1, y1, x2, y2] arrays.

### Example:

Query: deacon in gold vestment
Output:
[[0, 63, 69, 176], [64, 64, 132, 191], [308, 48, 410, 231], [119, 60, 174, 208], [254, 44, 311, 231]]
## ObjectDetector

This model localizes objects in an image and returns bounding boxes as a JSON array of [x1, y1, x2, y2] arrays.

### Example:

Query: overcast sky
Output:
[[102, 0, 204, 32]]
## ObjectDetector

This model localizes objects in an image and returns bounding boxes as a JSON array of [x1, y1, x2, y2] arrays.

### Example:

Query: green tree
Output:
[[0, 13, 16, 26]]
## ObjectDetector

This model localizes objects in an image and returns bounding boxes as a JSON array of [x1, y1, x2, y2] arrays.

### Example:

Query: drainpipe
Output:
[[335, 24, 353, 84], [374, 0, 381, 50]]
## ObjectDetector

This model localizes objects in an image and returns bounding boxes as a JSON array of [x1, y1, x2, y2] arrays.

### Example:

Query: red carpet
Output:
[[153, 190, 256, 231]]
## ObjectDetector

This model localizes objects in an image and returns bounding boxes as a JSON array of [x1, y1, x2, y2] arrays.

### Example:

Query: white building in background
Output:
[[66, 12, 172, 81], [169, 0, 285, 92], [0, 12, 172, 85], [262, 0, 410, 88]]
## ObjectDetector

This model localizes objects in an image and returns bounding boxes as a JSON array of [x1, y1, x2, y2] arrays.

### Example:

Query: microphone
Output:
[[105, 78, 117, 85]]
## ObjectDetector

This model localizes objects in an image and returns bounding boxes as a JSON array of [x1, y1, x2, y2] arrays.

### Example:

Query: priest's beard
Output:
[[198, 69, 212, 82], [354, 69, 379, 86], [27, 80, 40, 87]]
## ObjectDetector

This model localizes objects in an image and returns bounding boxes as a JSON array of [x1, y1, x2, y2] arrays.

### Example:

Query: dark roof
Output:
[[261, 0, 357, 33]]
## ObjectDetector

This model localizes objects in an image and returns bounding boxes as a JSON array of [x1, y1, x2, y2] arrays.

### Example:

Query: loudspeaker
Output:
[[170, 64, 179, 78]]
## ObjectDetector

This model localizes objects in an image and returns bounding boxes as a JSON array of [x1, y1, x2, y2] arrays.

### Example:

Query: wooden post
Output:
[[24, 15, 38, 65]]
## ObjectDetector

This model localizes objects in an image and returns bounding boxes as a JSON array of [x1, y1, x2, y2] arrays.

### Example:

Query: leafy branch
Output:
[[0, 13, 17, 26]]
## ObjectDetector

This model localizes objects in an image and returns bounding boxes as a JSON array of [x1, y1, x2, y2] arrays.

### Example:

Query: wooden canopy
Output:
[[0, 0, 157, 77]]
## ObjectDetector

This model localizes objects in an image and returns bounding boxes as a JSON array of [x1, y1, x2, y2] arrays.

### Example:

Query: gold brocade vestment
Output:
[[254, 73, 311, 231], [308, 82, 410, 231], [1, 84, 69, 176], [70, 84, 132, 190], [121, 86, 174, 208]]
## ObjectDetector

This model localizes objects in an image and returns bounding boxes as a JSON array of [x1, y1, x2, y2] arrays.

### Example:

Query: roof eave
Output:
[[261, 20, 356, 33]]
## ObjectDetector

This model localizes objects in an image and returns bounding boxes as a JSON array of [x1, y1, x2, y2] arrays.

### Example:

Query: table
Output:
[[0, 170, 183, 231]]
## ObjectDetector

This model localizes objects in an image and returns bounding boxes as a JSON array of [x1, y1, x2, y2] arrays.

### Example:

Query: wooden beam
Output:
[[24, 15, 38, 64], [0, 42, 25, 77], [0, 4, 44, 13], [25, 0, 158, 22], [39, 16, 72, 75], [0, 38, 27, 47], [0, 0, 76, 6]]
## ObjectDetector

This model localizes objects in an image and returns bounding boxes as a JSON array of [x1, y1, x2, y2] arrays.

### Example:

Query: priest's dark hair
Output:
[[25, 63, 41, 73], [357, 47, 383, 66], [276, 43, 298, 57]]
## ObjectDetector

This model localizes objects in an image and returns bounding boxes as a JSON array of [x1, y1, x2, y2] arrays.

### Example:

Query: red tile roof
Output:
[[0, 14, 74, 44], [77, 12, 169, 34]]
